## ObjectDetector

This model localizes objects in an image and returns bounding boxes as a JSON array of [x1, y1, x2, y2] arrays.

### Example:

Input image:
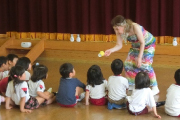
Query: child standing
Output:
[[107, 59, 129, 110], [15, 57, 31, 80], [85, 65, 107, 106], [56, 63, 86, 107], [126, 72, 161, 118], [28, 64, 55, 105], [165, 69, 180, 117], [5, 66, 45, 113]]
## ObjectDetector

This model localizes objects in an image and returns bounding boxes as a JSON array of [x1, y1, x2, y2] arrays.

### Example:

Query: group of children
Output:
[[0, 54, 55, 113], [0, 54, 180, 118]]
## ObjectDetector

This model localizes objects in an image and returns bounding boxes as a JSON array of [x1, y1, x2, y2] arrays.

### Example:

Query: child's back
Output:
[[57, 77, 85, 105], [28, 80, 45, 97], [86, 80, 107, 100], [165, 84, 180, 116], [126, 87, 155, 112], [107, 59, 128, 110], [6, 80, 30, 105], [165, 69, 180, 117], [126, 72, 161, 118], [85, 65, 107, 106], [108, 75, 128, 100], [56, 63, 85, 107]]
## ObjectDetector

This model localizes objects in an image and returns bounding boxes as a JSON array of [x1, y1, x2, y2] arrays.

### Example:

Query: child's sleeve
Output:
[[20, 82, 28, 98], [86, 85, 90, 92], [125, 78, 129, 89], [147, 89, 156, 108], [76, 78, 86, 91], [37, 81, 45, 92]]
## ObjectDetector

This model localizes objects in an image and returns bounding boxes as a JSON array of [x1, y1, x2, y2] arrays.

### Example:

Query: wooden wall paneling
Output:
[[25, 38, 45, 63]]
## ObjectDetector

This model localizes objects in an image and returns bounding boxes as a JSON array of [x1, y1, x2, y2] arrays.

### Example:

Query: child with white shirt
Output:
[[126, 72, 161, 118], [85, 65, 107, 106], [5, 66, 45, 113], [15, 57, 31, 81], [0, 54, 19, 97], [28, 64, 55, 105], [0, 56, 9, 80], [165, 69, 180, 117], [0, 56, 9, 103], [107, 59, 129, 110]]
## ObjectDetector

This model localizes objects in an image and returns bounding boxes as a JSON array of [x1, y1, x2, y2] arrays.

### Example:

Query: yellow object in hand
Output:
[[98, 51, 105, 57]]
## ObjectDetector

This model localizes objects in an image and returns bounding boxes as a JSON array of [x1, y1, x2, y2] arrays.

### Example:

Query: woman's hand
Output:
[[104, 49, 112, 56], [136, 57, 142, 68]]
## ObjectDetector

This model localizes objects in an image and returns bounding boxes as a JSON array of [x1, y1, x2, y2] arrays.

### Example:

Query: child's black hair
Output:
[[87, 65, 104, 87], [31, 64, 48, 82], [174, 69, 180, 85], [59, 63, 73, 78], [15, 57, 31, 70], [0, 56, 8, 67], [32, 62, 40, 70], [9, 65, 25, 93], [6, 54, 18, 62], [135, 72, 150, 89], [111, 59, 123, 75]]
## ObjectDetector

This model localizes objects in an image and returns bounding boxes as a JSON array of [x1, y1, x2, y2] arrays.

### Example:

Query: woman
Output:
[[104, 15, 159, 95]]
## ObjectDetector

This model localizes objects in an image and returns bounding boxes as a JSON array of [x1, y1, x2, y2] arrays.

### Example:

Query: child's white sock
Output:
[[77, 92, 85, 102]]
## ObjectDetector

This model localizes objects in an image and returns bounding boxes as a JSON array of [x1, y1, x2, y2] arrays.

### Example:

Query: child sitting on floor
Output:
[[0, 56, 9, 80], [0, 54, 18, 96], [126, 72, 161, 118], [85, 65, 107, 106], [5, 66, 45, 113], [15, 57, 31, 81], [56, 63, 86, 107], [28, 64, 55, 105], [165, 69, 180, 117], [107, 59, 129, 110], [7, 54, 19, 70]]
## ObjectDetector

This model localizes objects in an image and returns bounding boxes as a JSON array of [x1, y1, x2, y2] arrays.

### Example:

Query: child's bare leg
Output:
[[44, 91, 52, 96], [46, 96, 56, 105], [35, 96, 45, 105], [44, 91, 54, 99]]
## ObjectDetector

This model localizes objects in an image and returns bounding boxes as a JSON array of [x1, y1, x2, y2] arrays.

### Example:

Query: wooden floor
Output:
[[1, 49, 180, 120]]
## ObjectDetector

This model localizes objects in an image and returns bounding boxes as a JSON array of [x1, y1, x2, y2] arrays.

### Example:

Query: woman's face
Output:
[[113, 25, 125, 34]]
